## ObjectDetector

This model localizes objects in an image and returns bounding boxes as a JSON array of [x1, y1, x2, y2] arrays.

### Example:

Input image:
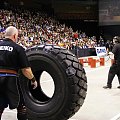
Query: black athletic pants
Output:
[[0, 76, 27, 120], [107, 63, 120, 87]]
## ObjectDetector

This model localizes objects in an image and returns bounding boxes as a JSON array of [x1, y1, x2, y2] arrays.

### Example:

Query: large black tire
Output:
[[19, 44, 87, 120]]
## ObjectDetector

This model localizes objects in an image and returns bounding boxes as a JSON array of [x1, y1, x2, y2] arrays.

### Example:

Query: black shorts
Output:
[[0, 76, 24, 109]]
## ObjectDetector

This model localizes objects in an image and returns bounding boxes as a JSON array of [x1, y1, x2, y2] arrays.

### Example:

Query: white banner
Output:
[[95, 47, 107, 57]]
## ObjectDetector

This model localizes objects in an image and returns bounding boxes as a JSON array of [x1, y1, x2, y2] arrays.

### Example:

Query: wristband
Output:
[[30, 76, 36, 82]]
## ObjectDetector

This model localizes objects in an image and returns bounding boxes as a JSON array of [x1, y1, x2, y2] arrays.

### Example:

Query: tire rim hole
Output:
[[29, 70, 55, 102], [40, 71, 55, 98]]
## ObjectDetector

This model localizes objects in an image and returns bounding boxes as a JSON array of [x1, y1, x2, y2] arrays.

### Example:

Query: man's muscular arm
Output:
[[21, 67, 38, 89]]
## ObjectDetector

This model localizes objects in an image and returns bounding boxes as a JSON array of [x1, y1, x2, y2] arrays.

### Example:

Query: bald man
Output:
[[0, 26, 38, 120]]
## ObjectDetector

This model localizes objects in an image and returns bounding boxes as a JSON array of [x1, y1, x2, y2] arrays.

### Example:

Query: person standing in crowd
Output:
[[103, 36, 120, 89], [105, 40, 110, 54], [0, 26, 38, 120], [105, 40, 114, 54]]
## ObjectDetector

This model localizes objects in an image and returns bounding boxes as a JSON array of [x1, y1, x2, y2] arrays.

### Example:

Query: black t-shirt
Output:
[[0, 38, 30, 71], [112, 43, 120, 64]]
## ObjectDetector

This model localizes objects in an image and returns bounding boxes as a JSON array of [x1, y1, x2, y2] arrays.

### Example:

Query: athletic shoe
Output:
[[117, 86, 120, 89]]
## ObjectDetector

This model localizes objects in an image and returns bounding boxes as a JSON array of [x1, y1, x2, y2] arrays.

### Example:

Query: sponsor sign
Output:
[[95, 47, 107, 57]]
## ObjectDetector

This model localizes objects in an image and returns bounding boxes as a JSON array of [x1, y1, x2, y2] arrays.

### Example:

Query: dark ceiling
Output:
[[0, 0, 98, 20]]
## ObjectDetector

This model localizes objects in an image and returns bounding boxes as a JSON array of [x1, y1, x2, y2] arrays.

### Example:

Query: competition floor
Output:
[[2, 56, 120, 120]]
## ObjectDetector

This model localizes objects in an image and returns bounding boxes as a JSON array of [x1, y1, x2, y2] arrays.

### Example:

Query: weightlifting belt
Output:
[[0, 69, 17, 74]]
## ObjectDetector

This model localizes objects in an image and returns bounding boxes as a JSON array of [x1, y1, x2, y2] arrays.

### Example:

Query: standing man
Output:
[[103, 36, 120, 89], [0, 26, 38, 120]]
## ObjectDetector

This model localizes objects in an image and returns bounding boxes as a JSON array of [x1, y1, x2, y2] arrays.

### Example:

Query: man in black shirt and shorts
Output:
[[103, 36, 120, 89], [0, 26, 38, 120]]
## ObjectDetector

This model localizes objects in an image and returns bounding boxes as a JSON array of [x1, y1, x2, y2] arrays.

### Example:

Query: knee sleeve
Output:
[[17, 105, 27, 120]]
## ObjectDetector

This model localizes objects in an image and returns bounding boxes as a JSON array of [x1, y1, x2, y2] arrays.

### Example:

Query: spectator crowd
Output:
[[0, 6, 102, 50]]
